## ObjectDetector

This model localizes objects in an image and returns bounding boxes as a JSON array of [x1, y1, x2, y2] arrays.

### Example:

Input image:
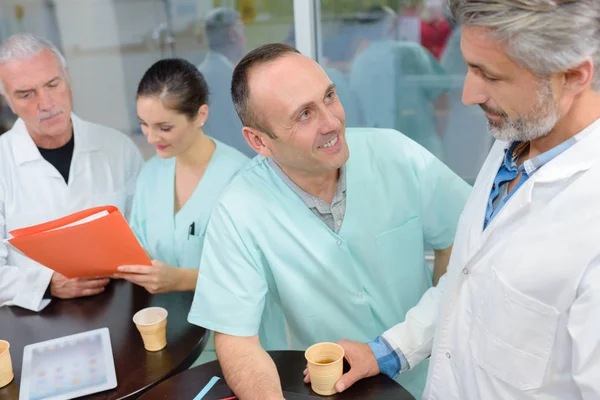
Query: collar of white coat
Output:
[[12, 113, 101, 165], [513, 116, 600, 185]]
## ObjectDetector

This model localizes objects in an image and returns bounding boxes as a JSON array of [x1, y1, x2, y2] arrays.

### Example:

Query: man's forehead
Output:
[[0, 51, 63, 90], [461, 27, 501, 59], [460, 26, 516, 73], [249, 55, 329, 102]]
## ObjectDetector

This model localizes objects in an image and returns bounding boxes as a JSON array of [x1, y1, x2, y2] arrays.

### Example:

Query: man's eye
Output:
[[482, 75, 499, 83], [299, 110, 310, 121]]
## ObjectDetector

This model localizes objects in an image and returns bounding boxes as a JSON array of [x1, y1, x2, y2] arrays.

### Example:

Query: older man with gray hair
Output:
[[328, 1, 600, 399], [197, 8, 252, 156], [0, 34, 143, 312]]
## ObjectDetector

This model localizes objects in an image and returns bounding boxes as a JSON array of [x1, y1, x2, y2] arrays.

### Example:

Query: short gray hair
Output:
[[0, 34, 68, 97], [448, 0, 600, 90], [205, 8, 241, 50]]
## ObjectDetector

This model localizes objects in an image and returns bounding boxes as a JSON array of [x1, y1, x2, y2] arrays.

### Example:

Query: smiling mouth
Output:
[[319, 136, 338, 149]]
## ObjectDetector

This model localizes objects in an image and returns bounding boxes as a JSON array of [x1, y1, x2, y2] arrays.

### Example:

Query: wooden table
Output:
[[139, 350, 415, 399], [0, 279, 207, 399]]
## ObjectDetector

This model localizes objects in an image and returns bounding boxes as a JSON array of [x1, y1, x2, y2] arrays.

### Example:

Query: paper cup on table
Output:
[[0, 340, 13, 388], [305, 342, 345, 396], [133, 307, 168, 351]]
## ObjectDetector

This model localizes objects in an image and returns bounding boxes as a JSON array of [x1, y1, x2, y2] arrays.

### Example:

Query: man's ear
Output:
[[242, 126, 271, 157], [562, 58, 595, 96]]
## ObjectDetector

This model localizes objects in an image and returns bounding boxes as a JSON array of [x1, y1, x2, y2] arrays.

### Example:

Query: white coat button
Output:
[[462, 268, 469, 275], [446, 352, 451, 359], [358, 292, 364, 299], [337, 219, 343, 226], [336, 240, 342, 246]]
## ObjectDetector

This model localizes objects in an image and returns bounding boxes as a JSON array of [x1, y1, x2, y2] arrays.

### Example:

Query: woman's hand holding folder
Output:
[[113, 260, 198, 294]]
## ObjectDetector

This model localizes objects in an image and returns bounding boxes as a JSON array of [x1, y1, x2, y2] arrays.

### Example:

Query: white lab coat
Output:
[[383, 117, 600, 399], [0, 114, 143, 312]]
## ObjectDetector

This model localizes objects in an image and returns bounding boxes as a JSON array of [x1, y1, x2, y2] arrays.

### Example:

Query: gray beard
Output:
[[488, 85, 561, 143]]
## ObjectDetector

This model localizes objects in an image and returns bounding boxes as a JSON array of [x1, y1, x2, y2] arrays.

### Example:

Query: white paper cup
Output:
[[133, 307, 168, 351], [0, 340, 14, 388], [305, 342, 345, 396]]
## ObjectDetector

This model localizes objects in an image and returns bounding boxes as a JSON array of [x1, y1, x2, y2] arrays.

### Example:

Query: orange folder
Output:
[[7, 206, 151, 279]]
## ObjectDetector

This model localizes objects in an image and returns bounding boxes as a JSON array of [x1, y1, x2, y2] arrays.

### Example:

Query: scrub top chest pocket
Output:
[[375, 217, 430, 303], [180, 221, 205, 269]]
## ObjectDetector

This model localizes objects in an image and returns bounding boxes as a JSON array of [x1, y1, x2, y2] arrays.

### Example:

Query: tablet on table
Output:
[[20, 327, 117, 400]]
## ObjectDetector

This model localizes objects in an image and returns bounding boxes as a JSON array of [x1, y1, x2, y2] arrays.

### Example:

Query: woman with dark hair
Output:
[[115, 58, 248, 296]]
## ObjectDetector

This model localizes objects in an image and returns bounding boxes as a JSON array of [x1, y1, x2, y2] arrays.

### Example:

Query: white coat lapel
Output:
[[456, 161, 535, 275], [65, 114, 101, 184], [460, 119, 600, 271], [459, 140, 506, 261], [531, 124, 600, 187], [486, 119, 600, 239], [11, 118, 64, 180]]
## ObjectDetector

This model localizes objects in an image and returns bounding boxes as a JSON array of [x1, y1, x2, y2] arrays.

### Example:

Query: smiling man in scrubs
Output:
[[188, 43, 470, 400]]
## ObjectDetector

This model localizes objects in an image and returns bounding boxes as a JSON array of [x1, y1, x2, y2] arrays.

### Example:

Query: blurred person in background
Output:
[[349, 5, 451, 160], [419, 1, 452, 60], [198, 8, 252, 157]]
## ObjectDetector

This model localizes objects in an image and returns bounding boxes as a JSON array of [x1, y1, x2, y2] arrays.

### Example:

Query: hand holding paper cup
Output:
[[305, 342, 345, 396], [0, 340, 14, 388], [133, 307, 168, 351]]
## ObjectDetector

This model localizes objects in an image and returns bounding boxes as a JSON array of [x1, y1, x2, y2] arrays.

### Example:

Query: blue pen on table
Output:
[[188, 222, 195, 239]]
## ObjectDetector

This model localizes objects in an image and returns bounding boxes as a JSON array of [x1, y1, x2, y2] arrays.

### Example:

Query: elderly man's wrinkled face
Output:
[[248, 53, 349, 176], [0, 49, 73, 141], [460, 26, 561, 142]]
